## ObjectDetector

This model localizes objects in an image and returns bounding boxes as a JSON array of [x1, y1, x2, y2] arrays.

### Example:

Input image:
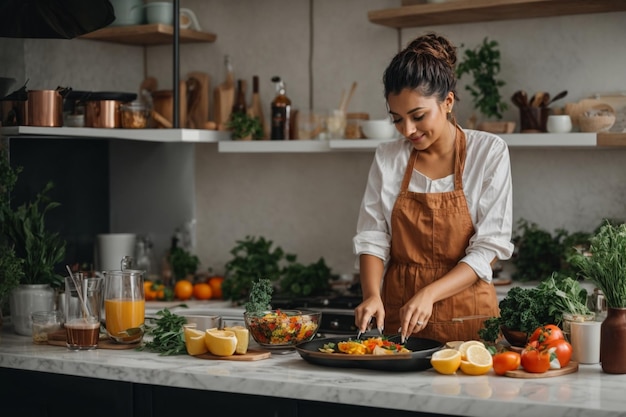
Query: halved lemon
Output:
[[459, 345, 493, 375], [205, 329, 238, 357], [445, 340, 465, 350], [184, 326, 209, 356], [430, 348, 462, 375], [224, 325, 250, 355], [457, 340, 486, 360]]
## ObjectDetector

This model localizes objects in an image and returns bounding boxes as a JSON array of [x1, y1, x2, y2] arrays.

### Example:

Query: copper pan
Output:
[[27, 90, 63, 127]]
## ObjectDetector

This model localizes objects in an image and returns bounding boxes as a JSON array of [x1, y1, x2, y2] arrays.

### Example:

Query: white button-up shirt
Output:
[[353, 129, 514, 283]]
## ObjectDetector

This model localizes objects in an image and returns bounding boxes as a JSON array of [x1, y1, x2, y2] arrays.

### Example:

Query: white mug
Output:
[[570, 321, 602, 364], [546, 115, 572, 133]]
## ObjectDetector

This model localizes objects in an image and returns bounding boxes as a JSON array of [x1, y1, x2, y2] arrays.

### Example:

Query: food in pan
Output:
[[318, 337, 411, 355]]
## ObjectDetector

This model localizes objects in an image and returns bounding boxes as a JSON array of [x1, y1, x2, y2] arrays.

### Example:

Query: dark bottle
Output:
[[232, 79, 247, 115], [270, 76, 291, 140]]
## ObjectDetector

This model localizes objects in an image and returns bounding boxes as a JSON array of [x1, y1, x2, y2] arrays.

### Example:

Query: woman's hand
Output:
[[399, 290, 434, 339], [354, 296, 385, 334]]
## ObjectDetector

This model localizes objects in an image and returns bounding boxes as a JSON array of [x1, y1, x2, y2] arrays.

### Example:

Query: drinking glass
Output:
[[64, 275, 103, 350], [103, 269, 145, 344]]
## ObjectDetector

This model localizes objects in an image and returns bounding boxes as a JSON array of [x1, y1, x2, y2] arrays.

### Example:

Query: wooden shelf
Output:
[[79, 24, 217, 46], [368, 0, 626, 28]]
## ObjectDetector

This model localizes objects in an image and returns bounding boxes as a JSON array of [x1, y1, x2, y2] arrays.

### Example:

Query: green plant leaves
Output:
[[456, 37, 508, 120]]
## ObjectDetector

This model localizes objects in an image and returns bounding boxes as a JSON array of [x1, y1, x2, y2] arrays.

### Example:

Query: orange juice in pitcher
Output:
[[105, 298, 145, 342], [103, 267, 145, 344]]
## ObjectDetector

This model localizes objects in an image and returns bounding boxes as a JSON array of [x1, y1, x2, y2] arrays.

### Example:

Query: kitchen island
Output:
[[0, 323, 624, 417]]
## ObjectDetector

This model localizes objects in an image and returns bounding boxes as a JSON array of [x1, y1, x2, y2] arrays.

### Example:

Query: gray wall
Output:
[[2, 0, 625, 278]]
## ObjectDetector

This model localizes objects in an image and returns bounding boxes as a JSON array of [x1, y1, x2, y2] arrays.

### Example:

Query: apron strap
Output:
[[400, 149, 419, 192]]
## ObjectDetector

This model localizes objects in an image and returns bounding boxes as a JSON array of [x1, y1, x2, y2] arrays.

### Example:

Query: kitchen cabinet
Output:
[[368, 0, 626, 29]]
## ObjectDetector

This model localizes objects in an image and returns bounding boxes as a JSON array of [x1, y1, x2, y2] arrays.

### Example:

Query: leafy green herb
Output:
[[138, 309, 187, 356], [537, 273, 592, 318], [169, 246, 200, 281], [3, 181, 66, 288], [512, 219, 568, 282], [570, 221, 626, 308], [223, 236, 287, 303], [244, 278, 273, 313], [227, 112, 264, 140], [479, 274, 593, 343], [279, 257, 336, 297]]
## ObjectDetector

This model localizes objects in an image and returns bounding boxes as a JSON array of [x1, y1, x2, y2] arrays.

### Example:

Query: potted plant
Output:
[[222, 236, 288, 304], [456, 37, 513, 133], [279, 257, 337, 297], [1, 147, 67, 335], [227, 112, 264, 140], [569, 221, 626, 374], [169, 246, 200, 282]]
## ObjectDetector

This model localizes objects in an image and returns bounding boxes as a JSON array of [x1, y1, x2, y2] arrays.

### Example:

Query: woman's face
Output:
[[387, 88, 454, 151]]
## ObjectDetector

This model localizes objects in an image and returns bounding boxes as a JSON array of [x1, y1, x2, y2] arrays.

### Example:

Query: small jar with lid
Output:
[[120, 101, 151, 128], [31, 310, 64, 345]]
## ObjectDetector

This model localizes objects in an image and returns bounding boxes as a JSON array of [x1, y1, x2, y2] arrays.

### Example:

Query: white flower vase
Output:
[[9, 284, 56, 336]]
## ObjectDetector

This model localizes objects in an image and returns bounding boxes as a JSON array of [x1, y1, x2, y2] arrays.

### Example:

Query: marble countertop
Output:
[[1, 324, 625, 417]]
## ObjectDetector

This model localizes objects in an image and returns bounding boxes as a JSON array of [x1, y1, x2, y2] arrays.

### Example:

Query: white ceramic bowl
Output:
[[360, 119, 397, 139]]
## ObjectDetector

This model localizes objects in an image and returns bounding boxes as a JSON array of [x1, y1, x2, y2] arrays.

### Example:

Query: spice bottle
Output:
[[232, 79, 247, 115], [270, 76, 291, 140]]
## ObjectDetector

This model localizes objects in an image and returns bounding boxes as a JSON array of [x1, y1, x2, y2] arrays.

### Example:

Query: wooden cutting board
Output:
[[45, 330, 140, 350], [505, 361, 578, 378], [187, 71, 210, 128], [213, 66, 234, 129], [195, 349, 271, 361]]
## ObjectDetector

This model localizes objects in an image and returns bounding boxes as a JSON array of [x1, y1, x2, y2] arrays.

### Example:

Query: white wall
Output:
[[2, 1, 625, 278]]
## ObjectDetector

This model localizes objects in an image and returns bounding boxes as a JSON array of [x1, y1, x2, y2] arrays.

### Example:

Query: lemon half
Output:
[[205, 329, 238, 357], [457, 340, 485, 360], [430, 348, 462, 375], [459, 344, 493, 375], [184, 326, 209, 356], [224, 325, 250, 355]]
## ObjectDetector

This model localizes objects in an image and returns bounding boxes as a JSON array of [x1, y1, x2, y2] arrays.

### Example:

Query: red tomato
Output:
[[521, 345, 551, 373], [493, 351, 522, 376], [546, 339, 573, 368], [529, 324, 564, 345]]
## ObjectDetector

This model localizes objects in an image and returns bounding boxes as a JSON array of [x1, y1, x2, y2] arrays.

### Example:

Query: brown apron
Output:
[[382, 128, 499, 342]]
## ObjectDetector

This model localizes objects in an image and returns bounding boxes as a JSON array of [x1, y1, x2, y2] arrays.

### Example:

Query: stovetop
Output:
[[270, 294, 362, 310]]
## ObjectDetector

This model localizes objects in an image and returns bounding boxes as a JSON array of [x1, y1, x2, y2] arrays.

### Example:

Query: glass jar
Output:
[[120, 101, 151, 128], [31, 310, 64, 345]]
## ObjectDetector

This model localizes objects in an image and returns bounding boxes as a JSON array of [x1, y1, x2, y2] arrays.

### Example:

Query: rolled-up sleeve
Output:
[[460, 135, 514, 282], [352, 147, 393, 268]]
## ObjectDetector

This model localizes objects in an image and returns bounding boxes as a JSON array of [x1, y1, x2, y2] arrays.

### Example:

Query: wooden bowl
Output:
[[500, 325, 528, 347], [577, 103, 616, 132]]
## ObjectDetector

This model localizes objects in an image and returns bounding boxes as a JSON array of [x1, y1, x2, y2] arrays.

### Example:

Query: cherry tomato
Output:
[[546, 338, 573, 368], [529, 324, 564, 345], [493, 351, 522, 376], [521, 345, 551, 373]]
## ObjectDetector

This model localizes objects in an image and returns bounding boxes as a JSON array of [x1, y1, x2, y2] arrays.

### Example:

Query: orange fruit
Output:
[[144, 281, 157, 301], [174, 280, 193, 300], [193, 282, 213, 300], [208, 276, 224, 299]]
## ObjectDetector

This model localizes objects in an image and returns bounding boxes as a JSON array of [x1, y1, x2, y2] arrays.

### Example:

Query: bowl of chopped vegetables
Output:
[[243, 309, 321, 348]]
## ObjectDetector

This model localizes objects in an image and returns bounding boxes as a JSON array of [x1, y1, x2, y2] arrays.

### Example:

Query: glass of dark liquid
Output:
[[64, 274, 103, 350]]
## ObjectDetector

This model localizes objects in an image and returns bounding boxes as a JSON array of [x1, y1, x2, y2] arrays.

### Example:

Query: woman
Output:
[[353, 33, 514, 343]]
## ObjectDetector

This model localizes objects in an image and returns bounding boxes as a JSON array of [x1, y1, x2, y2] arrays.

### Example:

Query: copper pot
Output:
[[27, 90, 63, 127], [84, 100, 122, 128]]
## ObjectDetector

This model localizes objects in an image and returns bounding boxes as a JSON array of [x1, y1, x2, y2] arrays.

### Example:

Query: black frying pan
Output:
[[295, 336, 443, 372]]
